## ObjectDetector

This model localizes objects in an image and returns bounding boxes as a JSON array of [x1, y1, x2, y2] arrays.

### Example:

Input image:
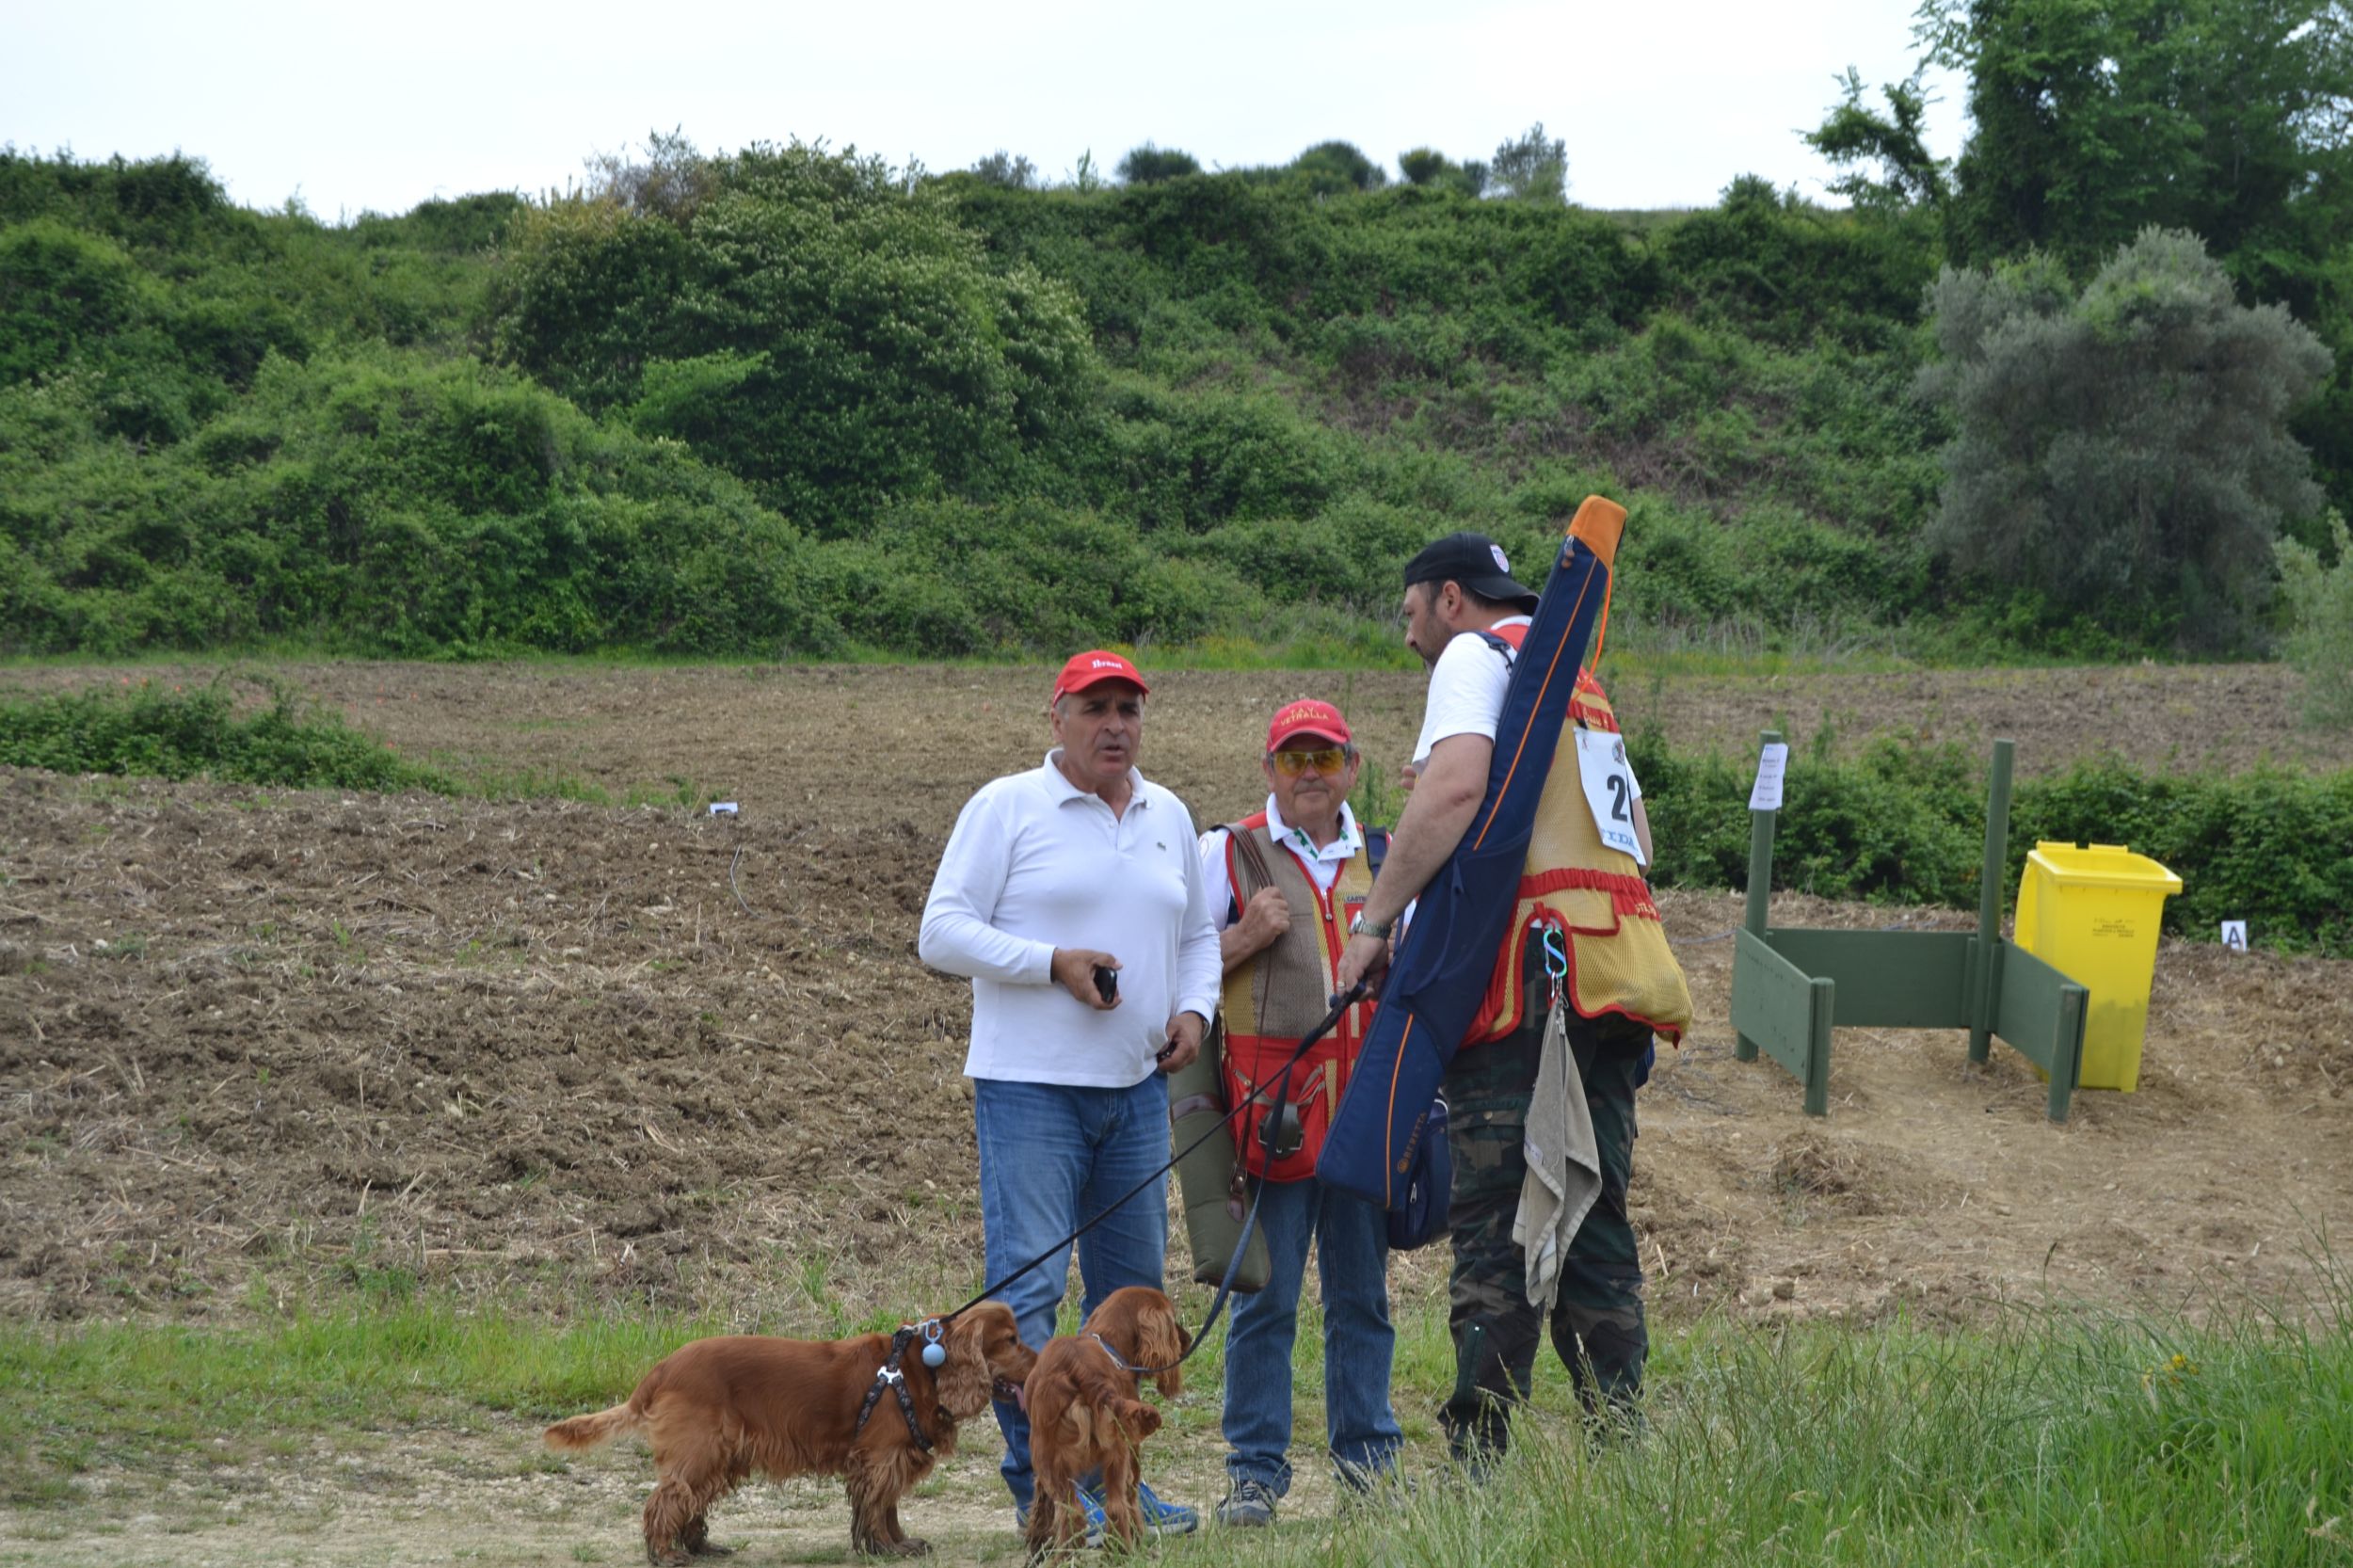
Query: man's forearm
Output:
[[1218, 923, 1263, 975], [917, 906, 1054, 984]]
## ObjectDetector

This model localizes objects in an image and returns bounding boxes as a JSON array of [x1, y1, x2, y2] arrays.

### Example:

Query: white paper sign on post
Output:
[[2221, 920, 2249, 952], [1575, 727, 1646, 866], [1749, 743, 1790, 812]]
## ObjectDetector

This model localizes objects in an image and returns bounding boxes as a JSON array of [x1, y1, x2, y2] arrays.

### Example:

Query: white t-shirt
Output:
[[918, 753, 1223, 1087], [1409, 617, 1641, 794], [1196, 795, 1364, 931], [1411, 616, 1531, 766]]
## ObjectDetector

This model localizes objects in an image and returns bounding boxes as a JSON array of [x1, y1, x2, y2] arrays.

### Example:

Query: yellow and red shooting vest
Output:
[[1458, 628, 1692, 1048], [1216, 814, 1378, 1180]]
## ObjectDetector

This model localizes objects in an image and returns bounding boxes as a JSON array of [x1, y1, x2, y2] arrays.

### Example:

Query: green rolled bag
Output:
[[1168, 1021, 1271, 1292]]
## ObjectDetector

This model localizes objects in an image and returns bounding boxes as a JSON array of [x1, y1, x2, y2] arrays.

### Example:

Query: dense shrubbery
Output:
[[0, 136, 2343, 660], [1630, 728, 2353, 955], [2280, 511, 2353, 728], [0, 678, 450, 791]]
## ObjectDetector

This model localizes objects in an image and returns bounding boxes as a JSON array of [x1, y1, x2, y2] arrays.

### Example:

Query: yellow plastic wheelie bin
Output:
[[2015, 842, 2183, 1092]]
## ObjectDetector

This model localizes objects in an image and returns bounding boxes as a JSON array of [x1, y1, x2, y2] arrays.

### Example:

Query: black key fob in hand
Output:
[[1094, 965, 1119, 1004]]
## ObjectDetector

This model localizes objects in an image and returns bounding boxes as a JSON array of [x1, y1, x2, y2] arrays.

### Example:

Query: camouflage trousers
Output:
[[1439, 951, 1650, 1462]]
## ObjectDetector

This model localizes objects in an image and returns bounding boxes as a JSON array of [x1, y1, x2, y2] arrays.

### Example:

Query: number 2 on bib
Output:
[[1574, 726, 1646, 866]]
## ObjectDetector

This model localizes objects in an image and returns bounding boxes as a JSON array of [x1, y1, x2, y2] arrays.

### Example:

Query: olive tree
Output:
[[1922, 229, 2333, 648]]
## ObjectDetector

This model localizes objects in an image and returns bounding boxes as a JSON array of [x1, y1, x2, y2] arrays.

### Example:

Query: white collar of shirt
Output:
[[1262, 792, 1361, 865], [1043, 749, 1148, 808]]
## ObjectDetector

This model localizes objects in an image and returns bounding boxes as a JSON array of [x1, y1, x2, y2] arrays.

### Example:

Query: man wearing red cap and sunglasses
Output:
[[919, 649, 1219, 1541], [1196, 699, 1403, 1526]]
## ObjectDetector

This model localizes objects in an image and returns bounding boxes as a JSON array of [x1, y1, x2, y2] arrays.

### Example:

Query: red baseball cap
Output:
[[1050, 649, 1150, 705], [1266, 699, 1351, 751]]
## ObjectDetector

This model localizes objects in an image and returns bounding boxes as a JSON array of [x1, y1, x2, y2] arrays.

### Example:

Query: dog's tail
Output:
[[544, 1403, 640, 1451]]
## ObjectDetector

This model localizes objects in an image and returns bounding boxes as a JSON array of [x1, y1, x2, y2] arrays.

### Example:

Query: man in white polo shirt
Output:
[[918, 649, 1220, 1539]]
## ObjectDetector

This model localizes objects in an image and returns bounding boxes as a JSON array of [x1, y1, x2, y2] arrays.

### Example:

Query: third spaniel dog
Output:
[[545, 1300, 1035, 1562], [1022, 1286, 1191, 1556]]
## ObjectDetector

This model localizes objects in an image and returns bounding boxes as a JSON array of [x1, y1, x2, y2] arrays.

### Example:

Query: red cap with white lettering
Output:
[[1266, 699, 1351, 750], [1049, 649, 1150, 705]]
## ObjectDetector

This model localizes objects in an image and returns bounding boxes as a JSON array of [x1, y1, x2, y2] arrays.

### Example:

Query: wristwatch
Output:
[[1348, 911, 1393, 940]]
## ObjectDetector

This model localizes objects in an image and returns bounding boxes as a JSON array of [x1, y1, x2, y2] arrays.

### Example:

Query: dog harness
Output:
[[1088, 1332, 1136, 1375], [854, 1323, 938, 1452]]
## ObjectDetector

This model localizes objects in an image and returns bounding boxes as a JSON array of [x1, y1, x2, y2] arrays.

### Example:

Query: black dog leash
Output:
[[937, 984, 1368, 1329], [859, 987, 1366, 1423]]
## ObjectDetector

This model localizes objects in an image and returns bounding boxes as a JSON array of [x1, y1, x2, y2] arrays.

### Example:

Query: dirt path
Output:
[[0, 1407, 1379, 1567], [0, 1416, 1033, 1566]]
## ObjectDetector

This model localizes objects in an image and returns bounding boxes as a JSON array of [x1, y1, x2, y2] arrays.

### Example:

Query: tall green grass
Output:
[[4, 1272, 2345, 1562], [1174, 1278, 2353, 1567]]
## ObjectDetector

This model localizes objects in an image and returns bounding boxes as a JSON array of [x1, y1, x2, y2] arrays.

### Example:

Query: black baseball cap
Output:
[[1402, 532, 1539, 613]]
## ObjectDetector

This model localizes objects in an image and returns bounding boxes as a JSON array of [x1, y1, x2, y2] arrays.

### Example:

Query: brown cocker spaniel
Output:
[[545, 1301, 1035, 1562], [1021, 1286, 1191, 1557]]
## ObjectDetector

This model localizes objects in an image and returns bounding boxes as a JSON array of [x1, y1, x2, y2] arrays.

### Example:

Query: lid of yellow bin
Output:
[[2026, 841, 2185, 893]]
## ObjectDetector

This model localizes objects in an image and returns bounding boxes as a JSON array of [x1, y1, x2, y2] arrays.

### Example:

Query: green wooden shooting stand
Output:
[[1730, 734, 2089, 1123]]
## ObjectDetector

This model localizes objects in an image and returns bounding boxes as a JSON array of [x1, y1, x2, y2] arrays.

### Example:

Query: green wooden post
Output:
[[1967, 739, 2014, 1064], [1803, 975, 1835, 1118], [1734, 729, 1781, 1064], [2046, 983, 2086, 1124]]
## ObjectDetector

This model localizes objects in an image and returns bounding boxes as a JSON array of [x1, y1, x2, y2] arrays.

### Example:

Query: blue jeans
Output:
[[1222, 1175, 1402, 1493], [974, 1074, 1172, 1512]]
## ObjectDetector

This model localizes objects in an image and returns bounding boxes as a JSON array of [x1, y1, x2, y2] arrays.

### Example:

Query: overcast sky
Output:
[[5, 0, 1965, 220]]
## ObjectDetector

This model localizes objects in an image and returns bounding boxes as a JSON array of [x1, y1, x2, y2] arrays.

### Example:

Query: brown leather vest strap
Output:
[[1222, 821, 1276, 893]]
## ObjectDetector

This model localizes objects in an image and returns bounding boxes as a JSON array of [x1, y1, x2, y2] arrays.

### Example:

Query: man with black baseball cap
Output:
[[1336, 528, 1689, 1473], [1401, 532, 1542, 617]]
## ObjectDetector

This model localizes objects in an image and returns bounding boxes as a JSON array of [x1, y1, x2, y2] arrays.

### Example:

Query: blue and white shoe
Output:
[[1016, 1492, 1107, 1550], [1126, 1481, 1199, 1538]]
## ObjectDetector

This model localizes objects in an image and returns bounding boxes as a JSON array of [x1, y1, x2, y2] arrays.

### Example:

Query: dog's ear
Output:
[[934, 1315, 993, 1419], [1152, 1303, 1187, 1400]]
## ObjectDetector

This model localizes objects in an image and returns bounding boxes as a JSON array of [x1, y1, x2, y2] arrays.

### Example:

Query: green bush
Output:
[[0, 678, 452, 792], [486, 142, 1098, 535], [1632, 728, 2353, 955], [2279, 510, 2353, 728], [1922, 231, 2334, 651]]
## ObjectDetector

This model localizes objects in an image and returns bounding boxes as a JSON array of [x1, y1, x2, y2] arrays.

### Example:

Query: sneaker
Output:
[[1128, 1480, 1200, 1538], [1215, 1477, 1278, 1528], [1016, 1494, 1107, 1550]]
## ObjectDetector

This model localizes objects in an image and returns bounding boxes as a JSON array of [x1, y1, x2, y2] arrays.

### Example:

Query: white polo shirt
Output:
[[919, 752, 1223, 1087], [1196, 795, 1365, 931]]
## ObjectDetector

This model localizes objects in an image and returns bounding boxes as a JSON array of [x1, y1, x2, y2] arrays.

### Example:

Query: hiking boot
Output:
[[1215, 1477, 1278, 1528]]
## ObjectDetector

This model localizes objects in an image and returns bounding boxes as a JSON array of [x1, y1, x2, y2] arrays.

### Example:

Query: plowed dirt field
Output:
[[5, 659, 2347, 1333]]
